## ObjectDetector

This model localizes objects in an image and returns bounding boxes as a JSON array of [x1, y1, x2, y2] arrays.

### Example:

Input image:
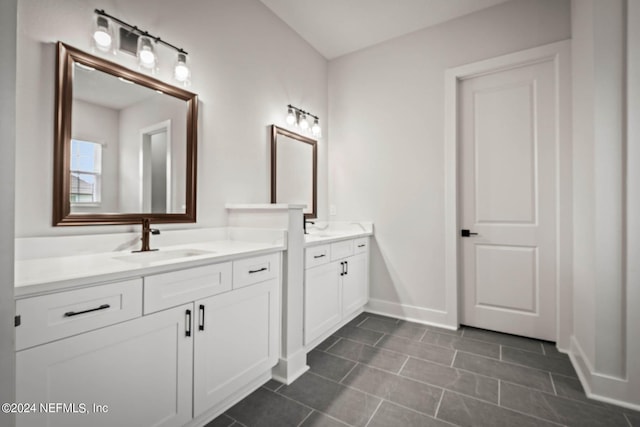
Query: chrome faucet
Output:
[[304, 219, 315, 234], [134, 218, 160, 252]]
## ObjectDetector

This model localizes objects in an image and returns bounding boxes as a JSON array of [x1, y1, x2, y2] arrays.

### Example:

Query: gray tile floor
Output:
[[206, 312, 640, 427]]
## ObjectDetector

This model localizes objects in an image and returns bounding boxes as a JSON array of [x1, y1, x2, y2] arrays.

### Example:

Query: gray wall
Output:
[[0, 0, 17, 425]]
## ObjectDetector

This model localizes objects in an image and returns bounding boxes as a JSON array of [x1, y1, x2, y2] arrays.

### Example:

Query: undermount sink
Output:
[[113, 248, 215, 263]]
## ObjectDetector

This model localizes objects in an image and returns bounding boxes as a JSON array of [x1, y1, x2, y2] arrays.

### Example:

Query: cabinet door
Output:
[[193, 279, 279, 417], [16, 304, 193, 427], [304, 261, 341, 345], [342, 253, 368, 317]]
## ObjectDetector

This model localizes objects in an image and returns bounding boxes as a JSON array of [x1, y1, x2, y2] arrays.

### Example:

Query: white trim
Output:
[[571, 336, 640, 412], [365, 298, 456, 331], [444, 40, 572, 341]]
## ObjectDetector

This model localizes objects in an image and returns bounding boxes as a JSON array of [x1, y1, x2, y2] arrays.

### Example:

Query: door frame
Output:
[[443, 40, 572, 348]]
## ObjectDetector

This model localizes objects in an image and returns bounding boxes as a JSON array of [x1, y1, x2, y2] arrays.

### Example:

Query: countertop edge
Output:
[[15, 245, 285, 299]]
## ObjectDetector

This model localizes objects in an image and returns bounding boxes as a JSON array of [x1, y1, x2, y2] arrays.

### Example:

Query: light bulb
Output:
[[311, 118, 321, 137], [137, 36, 157, 71], [299, 114, 309, 130], [174, 53, 191, 85], [286, 107, 296, 125], [92, 16, 113, 52]]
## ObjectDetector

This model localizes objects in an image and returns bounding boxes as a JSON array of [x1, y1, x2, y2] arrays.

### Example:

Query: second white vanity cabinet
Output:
[[304, 237, 369, 346], [15, 251, 281, 427]]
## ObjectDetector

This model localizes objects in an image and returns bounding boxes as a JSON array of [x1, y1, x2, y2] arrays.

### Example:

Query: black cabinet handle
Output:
[[461, 229, 479, 237], [313, 254, 326, 259], [199, 304, 205, 331], [64, 304, 110, 318], [340, 261, 345, 276], [345, 261, 349, 275], [357, 244, 366, 248], [185, 309, 192, 337], [248, 267, 267, 274]]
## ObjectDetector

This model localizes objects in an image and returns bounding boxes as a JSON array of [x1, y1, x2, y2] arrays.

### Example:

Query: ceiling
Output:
[[259, 0, 512, 59]]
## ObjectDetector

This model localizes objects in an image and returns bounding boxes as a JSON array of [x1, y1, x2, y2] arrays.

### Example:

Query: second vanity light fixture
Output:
[[91, 9, 191, 86], [286, 105, 322, 137]]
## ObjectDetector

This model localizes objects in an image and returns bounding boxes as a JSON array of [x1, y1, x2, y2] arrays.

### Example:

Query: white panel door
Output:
[[16, 304, 193, 427], [193, 279, 279, 417], [460, 59, 557, 341], [342, 253, 368, 317], [304, 262, 341, 345]]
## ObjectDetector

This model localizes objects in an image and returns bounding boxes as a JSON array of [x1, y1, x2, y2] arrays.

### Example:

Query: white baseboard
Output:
[[365, 298, 457, 330], [271, 349, 309, 385], [570, 336, 640, 411]]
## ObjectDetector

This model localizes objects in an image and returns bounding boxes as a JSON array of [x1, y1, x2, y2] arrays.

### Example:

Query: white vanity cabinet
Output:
[[17, 302, 193, 427], [15, 251, 281, 427], [304, 237, 369, 346]]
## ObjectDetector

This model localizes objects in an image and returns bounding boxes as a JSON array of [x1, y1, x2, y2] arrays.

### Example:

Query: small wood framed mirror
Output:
[[270, 125, 317, 219], [53, 42, 198, 226]]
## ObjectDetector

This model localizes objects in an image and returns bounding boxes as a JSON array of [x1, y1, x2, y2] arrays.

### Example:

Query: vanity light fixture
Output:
[[92, 15, 114, 53], [285, 104, 322, 137], [137, 35, 158, 72], [92, 9, 191, 85]]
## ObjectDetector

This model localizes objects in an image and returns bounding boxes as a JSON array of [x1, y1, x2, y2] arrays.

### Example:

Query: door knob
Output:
[[461, 229, 479, 237]]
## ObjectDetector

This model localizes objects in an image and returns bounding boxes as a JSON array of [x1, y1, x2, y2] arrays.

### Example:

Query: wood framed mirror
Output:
[[270, 125, 317, 219], [53, 42, 198, 226]]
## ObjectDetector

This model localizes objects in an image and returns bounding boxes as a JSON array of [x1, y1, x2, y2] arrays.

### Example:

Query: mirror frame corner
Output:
[[270, 124, 317, 219], [53, 42, 198, 226]]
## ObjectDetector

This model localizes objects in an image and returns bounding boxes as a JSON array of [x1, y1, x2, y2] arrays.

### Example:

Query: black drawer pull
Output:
[[199, 304, 205, 331], [357, 244, 366, 248], [313, 254, 326, 259], [186, 309, 192, 337], [248, 267, 268, 274], [64, 304, 110, 318]]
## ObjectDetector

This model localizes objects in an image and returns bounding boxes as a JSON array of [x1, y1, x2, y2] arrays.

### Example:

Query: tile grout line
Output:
[[499, 345, 503, 361], [397, 355, 411, 374], [363, 399, 384, 427], [450, 350, 458, 367], [324, 337, 342, 352], [372, 333, 387, 347], [338, 362, 360, 384], [498, 380, 501, 406], [624, 413, 633, 427], [295, 409, 314, 427], [418, 327, 429, 342], [541, 342, 546, 355], [355, 315, 369, 327], [549, 372, 558, 395], [433, 389, 445, 419]]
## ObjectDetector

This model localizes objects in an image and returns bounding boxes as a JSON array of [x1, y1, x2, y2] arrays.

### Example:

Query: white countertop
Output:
[[304, 222, 374, 246], [15, 240, 285, 298]]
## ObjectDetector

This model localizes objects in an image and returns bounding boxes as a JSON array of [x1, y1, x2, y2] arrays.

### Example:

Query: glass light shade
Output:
[[286, 107, 296, 125], [92, 16, 113, 53], [173, 53, 191, 85], [311, 118, 321, 137], [299, 113, 309, 130], [137, 36, 157, 72]]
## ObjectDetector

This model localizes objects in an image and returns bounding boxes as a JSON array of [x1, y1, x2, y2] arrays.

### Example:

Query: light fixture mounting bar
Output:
[[94, 9, 188, 55], [288, 104, 319, 120]]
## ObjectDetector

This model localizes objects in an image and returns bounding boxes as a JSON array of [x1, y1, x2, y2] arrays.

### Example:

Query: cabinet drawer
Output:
[[144, 262, 232, 314], [354, 237, 370, 254], [330, 239, 354, 261], [305, 244, 330, 268], [15, 279, 142, 350], [233, 253, 280, 289]]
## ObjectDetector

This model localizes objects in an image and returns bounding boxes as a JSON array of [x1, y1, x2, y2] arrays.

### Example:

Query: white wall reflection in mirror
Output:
[[71, 62, 187, 214], [271, 125, 317, 218]]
